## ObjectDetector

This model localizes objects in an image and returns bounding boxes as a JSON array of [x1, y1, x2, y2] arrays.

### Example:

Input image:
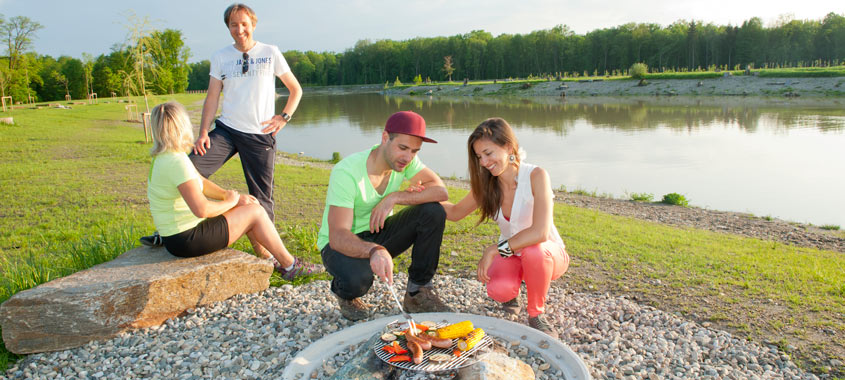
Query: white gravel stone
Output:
[[0, 274, 824, 380]]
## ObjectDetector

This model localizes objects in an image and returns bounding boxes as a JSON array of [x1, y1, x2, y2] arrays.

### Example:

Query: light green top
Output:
[[317, 144, 425, 250], [147, 152, 203, 236]]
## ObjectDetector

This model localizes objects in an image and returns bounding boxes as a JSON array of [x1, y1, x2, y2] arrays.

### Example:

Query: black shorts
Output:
[[161, 215, 230, 258]]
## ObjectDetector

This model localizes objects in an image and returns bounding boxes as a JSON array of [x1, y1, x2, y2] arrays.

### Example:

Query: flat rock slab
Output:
[[0, 246, 271, 354]]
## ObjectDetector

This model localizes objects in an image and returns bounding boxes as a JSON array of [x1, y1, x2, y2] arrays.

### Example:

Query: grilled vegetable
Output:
[[435, 320, 474, 340], [389, 355, 411, 363], [428, 353, 451, 363], [457, 328, 485, 351]]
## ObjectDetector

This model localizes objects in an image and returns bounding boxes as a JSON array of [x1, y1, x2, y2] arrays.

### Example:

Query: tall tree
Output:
[[1, 15, 44, 70], [443, 55, 454, 81], [147, 29, 191, 94], [122, 12, 155, 112]]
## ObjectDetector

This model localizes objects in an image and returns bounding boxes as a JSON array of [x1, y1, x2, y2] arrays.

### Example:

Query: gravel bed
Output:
[[1, 274, 820, 380]]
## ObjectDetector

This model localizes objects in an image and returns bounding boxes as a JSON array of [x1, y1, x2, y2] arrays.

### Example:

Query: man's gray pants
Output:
[[189, 120, 276, 221]]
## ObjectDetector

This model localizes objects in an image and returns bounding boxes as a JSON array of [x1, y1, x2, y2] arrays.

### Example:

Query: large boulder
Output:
[[0, 246, 272, 354]]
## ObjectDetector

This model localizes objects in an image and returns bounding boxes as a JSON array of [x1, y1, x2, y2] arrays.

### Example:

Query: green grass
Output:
[[661, 192, 690, 207], [757, 66, 845, 78], [641, 66, 845, 80], [629, 192, 654, 202], [820, 224, 841, 231], [644, 71, 734, 80], [1, 94, 843, 374]]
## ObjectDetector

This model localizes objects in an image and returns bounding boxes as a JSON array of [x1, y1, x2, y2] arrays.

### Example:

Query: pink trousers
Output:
[[486, 240, 569, 317]]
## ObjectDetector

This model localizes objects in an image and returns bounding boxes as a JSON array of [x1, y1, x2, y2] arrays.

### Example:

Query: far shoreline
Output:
[[283, 75, 845, 100]]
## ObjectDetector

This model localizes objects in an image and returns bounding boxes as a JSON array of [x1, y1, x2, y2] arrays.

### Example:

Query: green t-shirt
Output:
[[147, 152, 204, 236], [317, 144, 425, 250]]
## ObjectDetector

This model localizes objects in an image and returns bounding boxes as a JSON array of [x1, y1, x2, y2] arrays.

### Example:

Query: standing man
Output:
[[193, 3, 302, 224], [318, 111, 453, 321]]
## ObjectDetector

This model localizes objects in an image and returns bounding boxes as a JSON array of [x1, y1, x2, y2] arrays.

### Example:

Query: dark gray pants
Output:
[[321, 202, 447, 300], [189, 120, 276, 221]]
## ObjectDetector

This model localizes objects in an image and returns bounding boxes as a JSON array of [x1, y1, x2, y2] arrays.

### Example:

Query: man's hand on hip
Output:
[[260, 115, 288, 136]]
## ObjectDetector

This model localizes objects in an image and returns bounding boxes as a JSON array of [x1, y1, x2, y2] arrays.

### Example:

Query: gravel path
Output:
[[1, 274, 820, 380]]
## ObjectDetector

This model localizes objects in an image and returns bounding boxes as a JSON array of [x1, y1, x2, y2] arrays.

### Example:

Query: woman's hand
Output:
[[404, 180, 425, 193], [224, 190, 239, 205], [237, 193, 258, 206], [476, 244, 497, 284]]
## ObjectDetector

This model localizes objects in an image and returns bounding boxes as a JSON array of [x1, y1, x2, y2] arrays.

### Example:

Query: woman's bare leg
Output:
[[224, 203, 295, 267]]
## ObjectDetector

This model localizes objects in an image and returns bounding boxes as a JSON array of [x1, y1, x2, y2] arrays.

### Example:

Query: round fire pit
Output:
[[282, 312, 591, 379]]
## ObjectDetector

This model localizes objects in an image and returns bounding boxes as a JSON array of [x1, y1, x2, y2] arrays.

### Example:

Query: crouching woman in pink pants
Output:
[[441, 118, 569, 338]]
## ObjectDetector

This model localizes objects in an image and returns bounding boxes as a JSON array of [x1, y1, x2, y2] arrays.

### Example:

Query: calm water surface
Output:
[[276, 93, 845, 227]]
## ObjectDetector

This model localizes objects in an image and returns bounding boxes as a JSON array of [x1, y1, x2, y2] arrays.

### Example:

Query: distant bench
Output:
[[0, 247, 272, 354]]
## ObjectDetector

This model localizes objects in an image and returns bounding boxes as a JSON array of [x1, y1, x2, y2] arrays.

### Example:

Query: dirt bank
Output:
[[384, 76, 845, 98]]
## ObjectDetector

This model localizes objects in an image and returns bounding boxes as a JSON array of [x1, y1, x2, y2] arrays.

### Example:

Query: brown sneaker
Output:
[[528, 314, 559, 339], [333, 293, 371, 321], [500, 298, 521, 315], [403, 287, 453, 313]]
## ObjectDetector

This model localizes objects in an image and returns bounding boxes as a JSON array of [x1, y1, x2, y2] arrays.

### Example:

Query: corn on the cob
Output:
[[435, 320, 474, 339], [457, 328, 485, 351]]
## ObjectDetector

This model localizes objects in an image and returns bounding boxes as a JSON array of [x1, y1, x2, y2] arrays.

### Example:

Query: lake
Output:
[[276, 93, 845, 227]]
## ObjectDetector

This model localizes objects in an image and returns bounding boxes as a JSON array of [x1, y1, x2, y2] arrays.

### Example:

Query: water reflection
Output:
[[276, 93, 845, 227], [282, 94, 845, 134]]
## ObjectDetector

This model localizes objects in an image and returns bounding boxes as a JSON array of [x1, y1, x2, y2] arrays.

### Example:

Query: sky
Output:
[[0, 0, 841, 63]]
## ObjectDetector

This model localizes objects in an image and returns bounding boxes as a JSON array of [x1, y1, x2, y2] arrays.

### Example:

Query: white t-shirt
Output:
[[209, 41, 291, 134]]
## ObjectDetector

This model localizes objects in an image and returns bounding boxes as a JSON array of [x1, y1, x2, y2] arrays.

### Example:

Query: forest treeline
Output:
[[2, 12, 844, 101], [278, 12, 845, 86]]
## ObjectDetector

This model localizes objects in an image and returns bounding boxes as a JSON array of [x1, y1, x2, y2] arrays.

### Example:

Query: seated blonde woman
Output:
[[147, 101, 322, 280]]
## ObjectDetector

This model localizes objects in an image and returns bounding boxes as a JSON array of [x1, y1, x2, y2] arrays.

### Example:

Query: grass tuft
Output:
[[661, 192, 690, 207], [630, 192, 654, 202]]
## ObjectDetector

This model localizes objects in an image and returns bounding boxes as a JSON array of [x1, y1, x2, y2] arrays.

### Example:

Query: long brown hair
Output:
[[468, 118, 520, 225]]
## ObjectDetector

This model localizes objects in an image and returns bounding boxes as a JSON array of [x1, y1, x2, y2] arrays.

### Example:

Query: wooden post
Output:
[[1, 96, 11, 112], [125, 104, 139, 122], [142, 112, 152, 143]]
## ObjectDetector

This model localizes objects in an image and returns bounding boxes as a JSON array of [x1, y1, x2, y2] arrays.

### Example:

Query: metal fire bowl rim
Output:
[[282, 312, 591, 380]]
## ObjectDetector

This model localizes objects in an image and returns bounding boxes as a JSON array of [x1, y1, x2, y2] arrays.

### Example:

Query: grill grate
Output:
[[373, 322, 493, 372]]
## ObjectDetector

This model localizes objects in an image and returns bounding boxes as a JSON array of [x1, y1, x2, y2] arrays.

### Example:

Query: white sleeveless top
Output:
[[495, 162, 565, 250]]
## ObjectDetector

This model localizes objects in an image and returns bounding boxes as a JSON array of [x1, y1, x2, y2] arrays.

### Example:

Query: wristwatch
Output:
[[281, 112, 291, 122], [497, 239, 514, 258]]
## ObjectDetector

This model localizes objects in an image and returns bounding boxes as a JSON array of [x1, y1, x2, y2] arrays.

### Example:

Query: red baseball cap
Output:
[[384, 111, 437, 143]]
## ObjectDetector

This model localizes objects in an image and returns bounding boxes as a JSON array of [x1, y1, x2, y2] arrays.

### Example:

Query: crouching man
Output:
[[317, 111, 453, 320]]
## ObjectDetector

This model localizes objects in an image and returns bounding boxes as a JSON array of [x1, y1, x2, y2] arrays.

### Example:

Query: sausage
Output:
[[407, 340, 423, 364], [406, 331, 432, 350], [419, 334, 452, 349]]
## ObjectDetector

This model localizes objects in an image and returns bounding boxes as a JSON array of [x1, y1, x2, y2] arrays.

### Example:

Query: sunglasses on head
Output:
[[242, 53, 249, 74]]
